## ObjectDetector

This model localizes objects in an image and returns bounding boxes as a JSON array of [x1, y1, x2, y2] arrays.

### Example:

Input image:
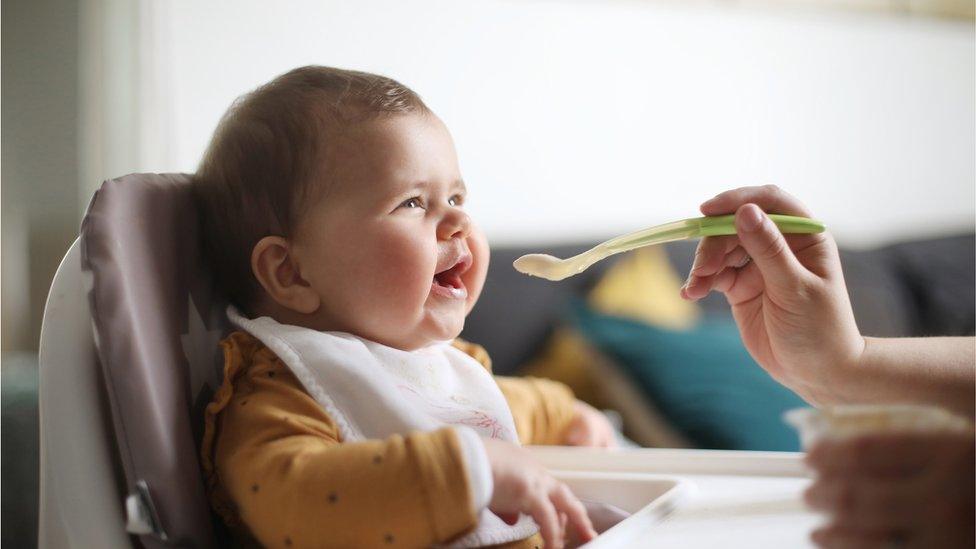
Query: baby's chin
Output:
[[433, 317, 466, 343], [388, 327, 463, 351], [421, 311, 467, 345]]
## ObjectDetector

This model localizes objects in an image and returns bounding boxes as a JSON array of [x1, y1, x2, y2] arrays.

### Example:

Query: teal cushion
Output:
[[570, 302, 805, 451]]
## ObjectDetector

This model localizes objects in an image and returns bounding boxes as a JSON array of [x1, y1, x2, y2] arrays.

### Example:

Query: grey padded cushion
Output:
[[81, 173, 229, 548]]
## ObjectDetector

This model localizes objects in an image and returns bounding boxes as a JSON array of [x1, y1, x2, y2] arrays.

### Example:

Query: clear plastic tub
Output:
[[783, 404, 972, 450]]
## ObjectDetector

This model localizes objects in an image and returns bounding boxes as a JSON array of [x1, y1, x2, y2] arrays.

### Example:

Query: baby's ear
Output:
[[251, 236, 320, 314]]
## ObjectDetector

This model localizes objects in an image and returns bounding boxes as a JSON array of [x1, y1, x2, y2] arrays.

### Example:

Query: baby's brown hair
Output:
[[193, 66, 429, 311]]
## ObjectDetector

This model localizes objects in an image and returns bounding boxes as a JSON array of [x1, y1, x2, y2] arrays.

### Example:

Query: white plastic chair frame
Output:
[[38, 239, 131, 548]]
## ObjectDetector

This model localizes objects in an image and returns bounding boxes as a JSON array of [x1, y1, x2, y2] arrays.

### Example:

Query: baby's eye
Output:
[[400, 197, 424, 210], [448, 194, 465, 207]]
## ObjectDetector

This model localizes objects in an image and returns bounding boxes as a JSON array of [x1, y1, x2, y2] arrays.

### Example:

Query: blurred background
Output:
[[3, 0, 974, 547]]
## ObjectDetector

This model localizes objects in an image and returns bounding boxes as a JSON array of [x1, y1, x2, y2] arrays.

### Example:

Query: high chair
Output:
[[38, 174, 816, 549], [39, 173, 229, 548]]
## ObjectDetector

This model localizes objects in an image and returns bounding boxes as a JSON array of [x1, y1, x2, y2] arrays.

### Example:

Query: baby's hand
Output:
[[563, 400, 618, 448], [482, 438, 597, 549]]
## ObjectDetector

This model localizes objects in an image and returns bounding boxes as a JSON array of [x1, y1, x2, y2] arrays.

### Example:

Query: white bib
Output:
[[228, 307, 538, 547]]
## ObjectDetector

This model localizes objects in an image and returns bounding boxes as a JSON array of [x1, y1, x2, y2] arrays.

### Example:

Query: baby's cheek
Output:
[[384, 250, 432, 296], [464, 228, 490, 312], [359, 239, 430, 314]]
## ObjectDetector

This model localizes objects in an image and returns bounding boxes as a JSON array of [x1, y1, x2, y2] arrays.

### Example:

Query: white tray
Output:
[[530, 447, 818, 548], [553, 470, 693, 548], [531, 446, 806, 477]]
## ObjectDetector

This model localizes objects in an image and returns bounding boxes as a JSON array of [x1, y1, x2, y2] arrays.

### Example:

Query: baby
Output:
[[194, 66, 613, 549]]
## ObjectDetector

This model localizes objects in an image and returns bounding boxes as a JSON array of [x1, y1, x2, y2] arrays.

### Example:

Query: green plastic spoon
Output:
[[513, 214, 826, 281]]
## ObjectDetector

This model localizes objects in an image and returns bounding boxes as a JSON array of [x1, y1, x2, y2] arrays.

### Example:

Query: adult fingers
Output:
[[733, 204, 812, 294], [551, 482, 597, 543], [805, 477, 923, 530], [701, 186, 828, 267], [811, 525, 904, 549], [690, 235, 739, 278], [688, 246, 750, 289], [683, 242, 750, 300], [700, 184, 814, 218], [806, 433, 970, 478], [724, 246, 751, 269], [708, 266, 740, 296]]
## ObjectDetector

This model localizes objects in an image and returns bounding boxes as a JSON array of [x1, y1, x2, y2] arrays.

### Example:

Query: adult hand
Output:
[[680, 185, 865, 406], [805, 431, 975, 548], [482, 438, 597, 548]]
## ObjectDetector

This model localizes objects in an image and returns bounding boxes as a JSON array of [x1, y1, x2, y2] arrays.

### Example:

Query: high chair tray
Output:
[[529, 447, 819, 548], [552, 471, 690, 548]]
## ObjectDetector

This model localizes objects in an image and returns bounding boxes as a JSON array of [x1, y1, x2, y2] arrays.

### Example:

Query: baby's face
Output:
[[290, 114, 489, 350]]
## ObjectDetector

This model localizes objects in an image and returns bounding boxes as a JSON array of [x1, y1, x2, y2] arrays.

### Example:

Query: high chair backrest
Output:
[[39, 173, 231, 548]]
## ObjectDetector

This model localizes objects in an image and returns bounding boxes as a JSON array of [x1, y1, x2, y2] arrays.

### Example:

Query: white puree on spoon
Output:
[[512, 249, 611, 281], [512, 254, 570, 281]]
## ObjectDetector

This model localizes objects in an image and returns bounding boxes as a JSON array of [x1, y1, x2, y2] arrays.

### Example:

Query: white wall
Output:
[[142, 0, 973, 247], [3, 0, 83, 351]]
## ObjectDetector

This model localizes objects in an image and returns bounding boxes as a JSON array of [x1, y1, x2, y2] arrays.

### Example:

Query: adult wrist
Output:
[[798, 334, 868, 407], [823, 334, 871, 406]]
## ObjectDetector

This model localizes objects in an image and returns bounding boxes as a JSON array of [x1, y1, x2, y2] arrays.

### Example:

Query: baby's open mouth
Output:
[[431, 254, 471, 300]]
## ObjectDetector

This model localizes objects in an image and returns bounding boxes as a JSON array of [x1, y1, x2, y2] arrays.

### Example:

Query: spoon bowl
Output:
[[513, 251, 609, 281]]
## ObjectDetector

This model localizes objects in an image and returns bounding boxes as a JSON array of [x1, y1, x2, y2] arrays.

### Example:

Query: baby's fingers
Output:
[[564, 423, 596, 446], [496, 512, 520, 525], [529, 493, 564, 549], [552, 482, 597, 543]]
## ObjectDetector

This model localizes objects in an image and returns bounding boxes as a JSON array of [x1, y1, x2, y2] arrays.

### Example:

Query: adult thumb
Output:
[[735, 203, 806, 289]]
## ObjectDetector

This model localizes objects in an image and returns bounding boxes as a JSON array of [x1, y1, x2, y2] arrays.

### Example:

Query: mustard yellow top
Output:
[[201, 331, 578, 548]]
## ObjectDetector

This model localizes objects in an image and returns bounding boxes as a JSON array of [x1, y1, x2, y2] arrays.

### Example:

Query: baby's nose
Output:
[[438, 209, 471, 240]]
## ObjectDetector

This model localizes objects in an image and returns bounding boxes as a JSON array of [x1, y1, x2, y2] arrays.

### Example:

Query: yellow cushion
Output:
[[521, 327, 604, 407], [587, 247, 698, 330]]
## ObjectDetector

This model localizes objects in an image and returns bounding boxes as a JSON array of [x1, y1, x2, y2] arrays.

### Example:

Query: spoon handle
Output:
[[602, 214, 825, 254], [699, 214, 826, 236], [602, 219, 699, 253]]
